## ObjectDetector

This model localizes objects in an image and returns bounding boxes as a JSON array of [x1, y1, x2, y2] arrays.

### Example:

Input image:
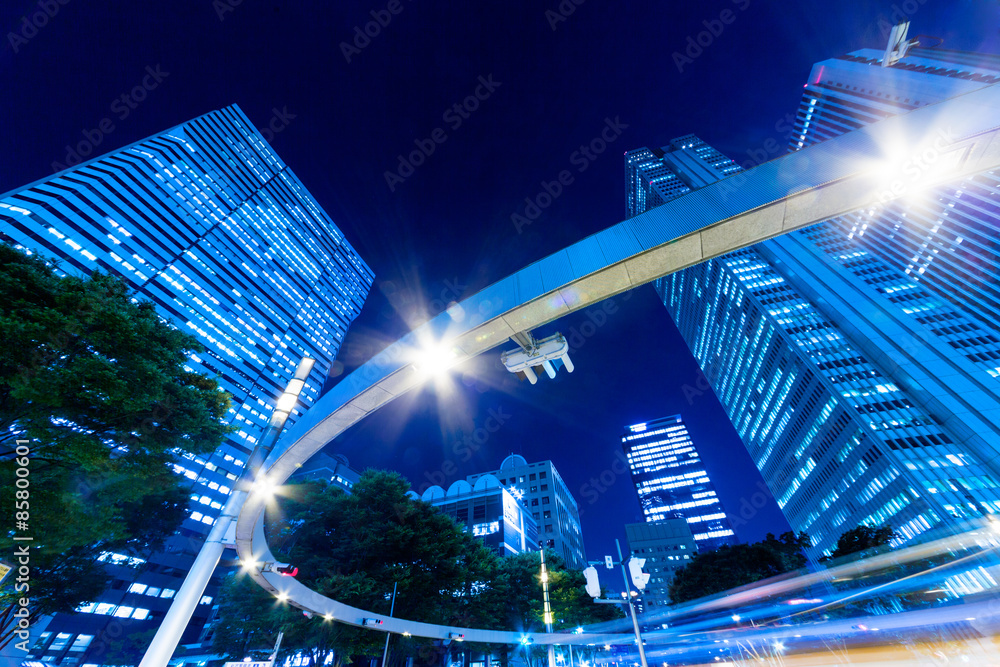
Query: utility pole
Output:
[[381, 582, 398, 667], [615, 540, 648, 667], [582, 544, 649, 667]]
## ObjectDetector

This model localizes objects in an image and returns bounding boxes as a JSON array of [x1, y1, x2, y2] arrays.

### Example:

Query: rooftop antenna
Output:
[[882, 21, 918, 67]]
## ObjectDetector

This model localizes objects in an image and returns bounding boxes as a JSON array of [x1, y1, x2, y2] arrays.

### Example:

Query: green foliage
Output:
[[212, 471, 620, 664], [483, 550, 622, 634], [211, 574, 289, 661], [0, 243, 232, 644], [668, 532, 811, 604], [102, 627, 157, 666], [821, 524, 898, 562]]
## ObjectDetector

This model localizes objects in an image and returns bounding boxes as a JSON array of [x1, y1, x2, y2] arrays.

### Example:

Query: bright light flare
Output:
[[413, 342, 460, 377], [865, 123, 967, 210], [276, 592, 288, 602], [253, 475, 278, 499]]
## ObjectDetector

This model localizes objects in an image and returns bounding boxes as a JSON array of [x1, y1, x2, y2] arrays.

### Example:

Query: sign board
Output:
[[223, 661, 273, 667], [604, 555, 614, 569]]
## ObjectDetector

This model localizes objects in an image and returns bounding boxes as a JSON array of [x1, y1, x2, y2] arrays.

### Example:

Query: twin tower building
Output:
[[4, 32, 1000, 666], [625, 41, 1000, 576]]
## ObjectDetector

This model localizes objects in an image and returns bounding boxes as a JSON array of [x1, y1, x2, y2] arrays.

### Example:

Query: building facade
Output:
[[421, 476, 539, 558], [467, 455, 587, 568], [289, 452, 362, 492], [622, 415, 737, 551], [626, 44, 1000, 559], [625, 519, 697, 611], [0, 104, 373, 665]]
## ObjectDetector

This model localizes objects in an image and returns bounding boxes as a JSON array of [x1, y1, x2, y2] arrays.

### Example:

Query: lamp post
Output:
[[139, 358, 315, 667], [540, 548, 556, 667]]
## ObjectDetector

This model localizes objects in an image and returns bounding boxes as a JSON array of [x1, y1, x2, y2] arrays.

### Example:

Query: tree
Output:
[[223, 471, 506, 665], [212, 473, 621, 666], [821, 524, 898, 562], [668, 532, 810, 604], [210, 574, 286, 661], [476, 550, 622, 667], [0, 243, 233, 649], [486, 550, 622, 633]]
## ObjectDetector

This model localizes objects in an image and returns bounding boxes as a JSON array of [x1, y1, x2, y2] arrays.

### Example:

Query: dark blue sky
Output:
[[2, 1, 996, 576]]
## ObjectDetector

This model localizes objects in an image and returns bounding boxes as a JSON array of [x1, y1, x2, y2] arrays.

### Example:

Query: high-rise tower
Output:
[[1, 104, 374, 664], [622, 415, 737, 552], [625, 41, 1000, 559]]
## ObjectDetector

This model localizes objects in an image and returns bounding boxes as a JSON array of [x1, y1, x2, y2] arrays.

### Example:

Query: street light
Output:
[[413, 342, 459, 377]]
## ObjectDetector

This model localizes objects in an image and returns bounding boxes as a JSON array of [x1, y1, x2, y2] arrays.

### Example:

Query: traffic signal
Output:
[[627, 557, 649, 591], [583, 566, 601, 599], [265, 561, 298, 577]]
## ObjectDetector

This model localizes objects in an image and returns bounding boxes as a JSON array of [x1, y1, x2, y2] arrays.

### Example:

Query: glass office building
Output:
[[622, 415, 736, 551], [626, 43, 1000, 559], [421, 475, 539, 558], [0, 104, 374, 664], [467, 454, 587, 568]]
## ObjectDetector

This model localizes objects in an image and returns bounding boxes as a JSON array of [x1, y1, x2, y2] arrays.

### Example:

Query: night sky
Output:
[[2, 1, 996, 579]]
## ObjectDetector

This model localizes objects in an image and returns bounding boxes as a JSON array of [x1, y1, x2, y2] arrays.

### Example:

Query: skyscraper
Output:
[[622, 415, 736, 551], [0, 104, 373, 664], [467, 455, 587, 568], [626, 42, 1000, 559]]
